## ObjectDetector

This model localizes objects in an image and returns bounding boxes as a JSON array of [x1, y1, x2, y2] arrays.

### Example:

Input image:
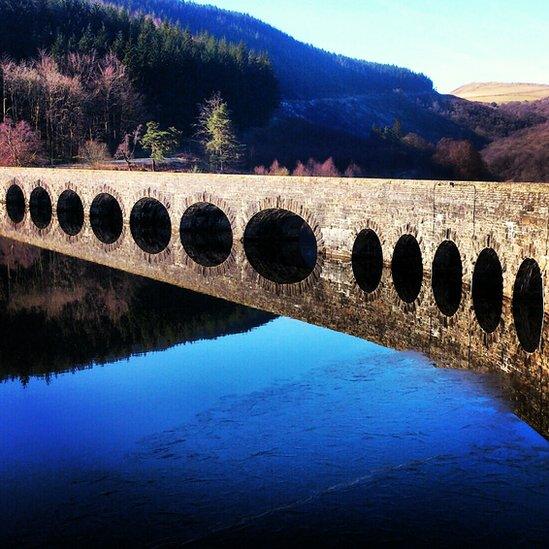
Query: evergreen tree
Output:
[[196, 93, 243, 173], [140, 121, 180, 171]]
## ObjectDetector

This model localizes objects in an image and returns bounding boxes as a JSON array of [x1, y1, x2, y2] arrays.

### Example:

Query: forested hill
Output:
[[107, 0, 434, 99], [0, 0, 279, 130]]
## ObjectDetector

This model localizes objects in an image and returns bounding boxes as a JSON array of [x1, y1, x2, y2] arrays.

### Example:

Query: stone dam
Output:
[[0, 167, 547, 433]]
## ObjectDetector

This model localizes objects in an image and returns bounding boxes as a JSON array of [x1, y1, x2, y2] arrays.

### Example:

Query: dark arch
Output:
[[90, 193, 123, 245], [29, 187, 52, 229], [57, 190, 84, 236], [512, 259, 544, 352], [472, 248, 503, 333], [352, 229, 383, 293], [6, 184, 25, 224], [391, 234, 423, 303], [180, 202, 233, 267], [130, 198, 171, 254], [243, 208, 317, 284], [432, 240, 463, 317]]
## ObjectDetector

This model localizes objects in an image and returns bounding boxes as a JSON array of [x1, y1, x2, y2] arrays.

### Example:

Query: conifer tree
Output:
[[196, 93, 243, 173], [140, 121, 180, 171]]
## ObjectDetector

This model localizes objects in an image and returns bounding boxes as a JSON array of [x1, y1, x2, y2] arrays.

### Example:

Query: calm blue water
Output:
[[1, 317, 548, 545]]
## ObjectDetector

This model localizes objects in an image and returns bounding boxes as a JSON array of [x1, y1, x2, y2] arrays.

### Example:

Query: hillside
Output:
[[1, 0, 546, 181], [0, 0, 278, 133], [107, 1, 458, 142], [106, 1, 542, 154], [107, 0, 433, 100], [452, 82, 549, 104], [482, 122, 549, 182], [481, 98, 549, 182]]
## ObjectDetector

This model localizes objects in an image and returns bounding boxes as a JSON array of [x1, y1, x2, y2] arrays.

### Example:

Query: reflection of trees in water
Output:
[[0, 238, 275, 383]]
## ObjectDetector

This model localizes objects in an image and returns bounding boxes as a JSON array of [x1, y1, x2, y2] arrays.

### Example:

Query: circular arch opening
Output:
[[130, 198, 171, 254], [352, 229, 383, 293], [90, 193, 123, 245], [432, 240, 463, 317], [391, 234, 423, 303], [29, 187, 52, 229], [472, 248, 503, 333], [57, 190, 84, 236], [6, 184, 25, 224], [243, 208, 318, 284], [512, 259, 544, 353], [180, 202, 233, 267]]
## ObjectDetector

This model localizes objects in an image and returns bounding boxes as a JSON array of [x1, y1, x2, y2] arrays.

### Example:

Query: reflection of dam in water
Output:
[[0, 168, 547, 433]]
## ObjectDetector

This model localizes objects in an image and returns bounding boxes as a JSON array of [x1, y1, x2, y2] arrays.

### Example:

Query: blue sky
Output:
[[192, 0, 549, 92]]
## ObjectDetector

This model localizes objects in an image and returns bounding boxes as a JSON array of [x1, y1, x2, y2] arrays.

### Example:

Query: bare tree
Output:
[[0, 118, 45, 166], [115, 125, 143, 170], [1, 53, 143, 162]]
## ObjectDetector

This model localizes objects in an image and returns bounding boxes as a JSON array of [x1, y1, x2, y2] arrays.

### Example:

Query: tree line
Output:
[[252, 118, 490, 182], [0, 50, 246, 173], [1, 53, 142, 160]]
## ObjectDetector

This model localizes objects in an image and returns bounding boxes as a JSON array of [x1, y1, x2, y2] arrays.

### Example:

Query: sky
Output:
[[192, 0, 549, 92]]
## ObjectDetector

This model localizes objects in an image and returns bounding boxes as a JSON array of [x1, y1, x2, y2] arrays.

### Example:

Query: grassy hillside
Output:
[[452, 82, 549, 104]]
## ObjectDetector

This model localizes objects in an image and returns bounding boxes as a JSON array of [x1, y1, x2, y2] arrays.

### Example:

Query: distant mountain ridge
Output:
[[452, 82, 549, 104]]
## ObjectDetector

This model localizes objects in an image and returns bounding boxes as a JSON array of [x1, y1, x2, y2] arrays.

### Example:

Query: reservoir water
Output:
[[0, 239, 547, 545]]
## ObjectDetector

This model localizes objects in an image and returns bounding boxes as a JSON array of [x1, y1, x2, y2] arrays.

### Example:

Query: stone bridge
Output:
[[0, 167, 547, 432]]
